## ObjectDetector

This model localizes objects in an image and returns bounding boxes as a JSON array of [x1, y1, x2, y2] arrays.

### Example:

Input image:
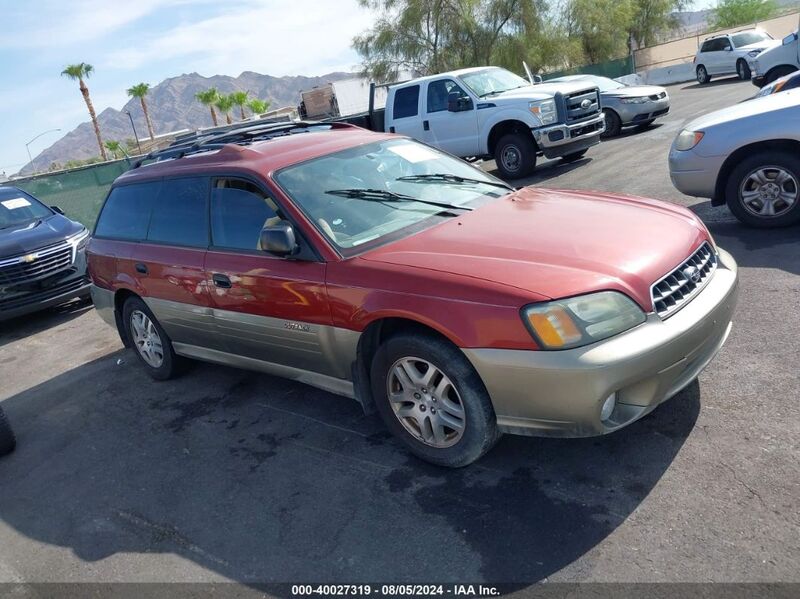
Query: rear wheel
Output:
[[122, 297, 183, 380], [494, 132, 536, 179], [601, 109, 621, 138], [0, 406, 16, 457], [725, 151, 800, 228], [696, 65, 710, 85], [737, 59, 751, 80], [370, 332, 499, 467]]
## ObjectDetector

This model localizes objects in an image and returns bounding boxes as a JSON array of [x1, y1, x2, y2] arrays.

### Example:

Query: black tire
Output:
[[122, 296, 183, 380], [696, 65, 710, 85], [370, 332, 500, 467], [561, 150, 587, 163], [0, 406, 16, 457], [601, 109, 621, 138], [737, 59, 751, 80], [766, 66, 796, 85], [494, 132, 536, 179], [725, 151, 800, 228]]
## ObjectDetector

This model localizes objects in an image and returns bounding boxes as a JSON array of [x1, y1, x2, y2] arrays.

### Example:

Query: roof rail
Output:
[[132, 121, 358, 169]]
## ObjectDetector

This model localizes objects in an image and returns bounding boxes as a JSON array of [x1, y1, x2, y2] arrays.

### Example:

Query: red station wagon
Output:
[[88, 122, 739, 467]]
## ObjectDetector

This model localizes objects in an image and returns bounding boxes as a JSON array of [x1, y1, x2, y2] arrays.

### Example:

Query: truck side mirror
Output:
[[533, 74, 543, 84], [260, 223, 298, 257], [447, 92, 473, 112]]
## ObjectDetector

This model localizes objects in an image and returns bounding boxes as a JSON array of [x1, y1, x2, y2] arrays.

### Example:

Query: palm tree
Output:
[[61, 63, 107, 161], [104, 140, 122, 159], [230, 90, 250, 120], [126, 83, 155, 141], [247, 98, 271, 117], [195, 88, 220, 127], [214, 94, 235, 125]]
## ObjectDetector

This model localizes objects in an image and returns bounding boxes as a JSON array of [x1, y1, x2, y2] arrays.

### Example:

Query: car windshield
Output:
[[732, 31, 771, 47], [459, 67, 530, 97], [0, 188, 52, 229], [274, 138, 511, 252]]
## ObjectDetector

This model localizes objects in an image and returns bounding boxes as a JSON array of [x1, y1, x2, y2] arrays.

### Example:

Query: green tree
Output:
[[104, 140, 123, 159], [230, 90, 250, 120], [246, 98, 271, 117], [710, 0, 777, 29], [564, 0, 635, 63], [126, 83, 155, 141], [61, 63, 107, 161], [629, 0, 687, 48], [195, 88, 220, 126], [215, 94, 235, 125]]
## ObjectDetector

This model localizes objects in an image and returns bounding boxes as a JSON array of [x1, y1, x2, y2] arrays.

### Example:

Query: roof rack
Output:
[[132, 121, 357, 169]]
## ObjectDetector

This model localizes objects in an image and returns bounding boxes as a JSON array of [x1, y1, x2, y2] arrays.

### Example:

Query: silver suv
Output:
[[694, 29, 778, 84]]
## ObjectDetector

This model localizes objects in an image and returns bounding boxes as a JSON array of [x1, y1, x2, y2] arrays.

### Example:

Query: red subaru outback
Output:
[[88, 123, 738, 467]]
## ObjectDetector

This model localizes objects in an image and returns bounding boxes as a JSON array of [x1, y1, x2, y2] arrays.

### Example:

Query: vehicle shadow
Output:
[[0, 296, 93, 348], [491, 157, 593, 187], [602, 122, 664, 141], [681, 76, 745, 91], [0, 350, 700, 589]]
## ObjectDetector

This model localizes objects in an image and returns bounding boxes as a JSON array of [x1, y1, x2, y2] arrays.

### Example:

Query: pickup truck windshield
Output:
[[0, 189, 52, 229], [275, 138, 510, 252], [459, 68, 531, 98]]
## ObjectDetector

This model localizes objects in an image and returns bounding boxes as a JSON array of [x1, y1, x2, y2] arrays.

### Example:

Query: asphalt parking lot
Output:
[[1, 76, 798, 589]]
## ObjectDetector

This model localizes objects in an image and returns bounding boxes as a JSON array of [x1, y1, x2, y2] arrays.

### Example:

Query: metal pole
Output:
[[125, 111, 143, 153]]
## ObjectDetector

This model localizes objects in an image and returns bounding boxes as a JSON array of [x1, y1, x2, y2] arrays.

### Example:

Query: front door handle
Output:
[[423, 120, 430, 131], [135, 262, 148, 275], [212, 273, 232, 289]]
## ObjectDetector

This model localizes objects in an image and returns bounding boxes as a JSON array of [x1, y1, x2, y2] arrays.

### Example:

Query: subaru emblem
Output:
[[683, 265, 701, 283]]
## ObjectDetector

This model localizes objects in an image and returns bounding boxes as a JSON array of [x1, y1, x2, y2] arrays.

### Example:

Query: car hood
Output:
[[486, 80, 598, 103], [360, 187, 709, 311], [604, 85, 666, 98], [738, 39, 780, 52], [0, 213, 82, 258], [683, 86, 800, 130]]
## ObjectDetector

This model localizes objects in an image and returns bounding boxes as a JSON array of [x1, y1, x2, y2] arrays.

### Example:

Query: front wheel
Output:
[[696, 65, 710, 85], [601, 109, 621, 138], [370, 332, 499, 467], [494, 132, 536, 179], [122, 297, 184, 380], [766, 66, 796, 85], [725, 151, 800, 228], [737, 59, 751, 80], [0, 406, 16, 457]]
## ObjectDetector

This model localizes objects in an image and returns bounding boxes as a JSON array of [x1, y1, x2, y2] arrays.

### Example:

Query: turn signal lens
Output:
[[526, 306, 582, 348], [674, 130, 704, 151]]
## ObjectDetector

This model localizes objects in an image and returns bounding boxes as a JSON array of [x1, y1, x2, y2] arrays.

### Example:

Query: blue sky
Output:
[[0, 0, 716, 175]]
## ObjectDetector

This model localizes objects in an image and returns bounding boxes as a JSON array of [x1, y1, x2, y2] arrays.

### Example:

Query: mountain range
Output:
[[20, 71, 353, 175]]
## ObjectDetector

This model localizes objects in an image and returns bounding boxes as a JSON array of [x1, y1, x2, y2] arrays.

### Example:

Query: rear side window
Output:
[[95, 182, 159, 240], [147, 177, 208, 247], [393, 85, 420, 119], [210, 179, 282, 251]]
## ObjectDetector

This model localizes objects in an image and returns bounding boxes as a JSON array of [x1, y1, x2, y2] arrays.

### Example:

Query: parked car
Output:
[[314, 66, 605, 179], [547, 74, 669, 137], [751, 29, 799, 87], [755, 69, 800, 98], [0, 405, 15, 457], [89, 122, 738, 467], [0, 186, 91, 321], [669, 88, 800, 227], [694, 28, 779, 84]]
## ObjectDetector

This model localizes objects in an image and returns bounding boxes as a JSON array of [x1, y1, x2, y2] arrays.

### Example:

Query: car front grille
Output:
[[563, 89, 601, 123], [0, 241, 74, 287], [0, 276, 88, 312], [651, 242, 717, 318]]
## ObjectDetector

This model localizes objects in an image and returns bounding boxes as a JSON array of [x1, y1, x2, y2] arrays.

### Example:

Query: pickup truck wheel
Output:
[[370, 332, 499, 467], [696, 65, 710, 85], [737, 60, 751, 80], [0, 406, 16, 457], [122, 297, 183, 380], [726, 151, 800, 228], [601, 109, 621, 138], [494, 133, 536, 179]]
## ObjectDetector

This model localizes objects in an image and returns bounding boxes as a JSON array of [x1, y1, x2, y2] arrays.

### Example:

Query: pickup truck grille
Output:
[[0, 241, 74, 287], [564, 89, 600, 123], [651, 242, 717, 318]]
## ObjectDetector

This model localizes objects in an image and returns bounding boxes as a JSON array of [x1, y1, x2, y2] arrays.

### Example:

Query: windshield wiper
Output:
[[325, 188, 473, 212], [479, 84, 528, 98], [396, 173, 513, 191]]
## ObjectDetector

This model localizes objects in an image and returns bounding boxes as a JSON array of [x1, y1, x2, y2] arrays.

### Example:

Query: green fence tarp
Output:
[[545, 56, 635, 81], [10, 159, 133, 228]]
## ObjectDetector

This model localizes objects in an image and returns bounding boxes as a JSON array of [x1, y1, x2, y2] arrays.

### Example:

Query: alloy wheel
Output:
[[386, 357, 466, 448], [739, 166, 798, 218], [130, 310, 164, 368]]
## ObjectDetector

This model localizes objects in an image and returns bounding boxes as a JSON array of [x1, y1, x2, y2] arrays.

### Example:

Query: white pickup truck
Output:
[[751, 28, 799, 87], [336, 66, 605, 179]]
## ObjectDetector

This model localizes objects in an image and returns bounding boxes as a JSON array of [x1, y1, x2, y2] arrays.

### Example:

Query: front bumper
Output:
[[0, 268, 91, 322], [616, 97, 670, 125], [464, 248, 738, 437], [534, 114, 605, 158], [668, 147, 722, 199]]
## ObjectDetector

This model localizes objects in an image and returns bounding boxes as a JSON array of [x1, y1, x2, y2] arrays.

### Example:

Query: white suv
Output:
[[694, 29, 779, 84]]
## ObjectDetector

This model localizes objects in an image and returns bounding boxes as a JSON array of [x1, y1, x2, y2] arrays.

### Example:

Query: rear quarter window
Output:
[[94, 182, 160, 241], [393, 85, 420, 119]]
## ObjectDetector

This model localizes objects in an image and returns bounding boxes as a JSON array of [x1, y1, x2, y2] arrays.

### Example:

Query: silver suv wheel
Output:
[[130, 309, 164, 368], [740, 166, 798, 218]]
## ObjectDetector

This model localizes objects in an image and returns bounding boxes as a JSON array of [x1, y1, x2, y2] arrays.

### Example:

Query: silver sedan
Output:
[[549, 75, 670, 137]]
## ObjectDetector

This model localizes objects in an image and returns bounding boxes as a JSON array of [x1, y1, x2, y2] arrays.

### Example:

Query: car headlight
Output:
[[529, 100, 556, 125], [674, 129, 705, 151], [521, 291, 646, 350], [619, 96, 649, 104], [747, 49, 763, 58], [67, 228, 90, 251]]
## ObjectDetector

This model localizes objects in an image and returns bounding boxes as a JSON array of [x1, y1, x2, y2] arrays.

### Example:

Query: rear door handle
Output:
[[135, 263, 148, 275], [212, 273, 232, 289], [423, 120, 430, 131]]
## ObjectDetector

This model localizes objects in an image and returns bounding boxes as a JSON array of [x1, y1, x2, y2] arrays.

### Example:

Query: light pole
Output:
[[124, 111, 142, 153], [25, 128, 61, 163]]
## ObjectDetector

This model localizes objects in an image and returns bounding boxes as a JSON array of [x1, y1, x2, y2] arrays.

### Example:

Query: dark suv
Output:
[[0, 186, 91, 322]]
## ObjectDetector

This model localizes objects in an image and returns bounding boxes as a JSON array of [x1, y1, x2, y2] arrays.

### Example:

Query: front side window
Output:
[[393, 85, 420, 119], [147, 177, 208, 247], [95, 182, 160, 240], [0, 188, 52, 229], [274, 138, 510, 254], [427, 79, 467, 113], [210, 178, 282, 251]]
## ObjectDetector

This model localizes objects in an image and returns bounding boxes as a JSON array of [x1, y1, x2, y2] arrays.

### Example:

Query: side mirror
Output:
[[50, 205, 65, 215], [260, 223, 298, 257], [447, 92, 473, 112], [725, 46, 733, 51], [532, 74, 543, 84]]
